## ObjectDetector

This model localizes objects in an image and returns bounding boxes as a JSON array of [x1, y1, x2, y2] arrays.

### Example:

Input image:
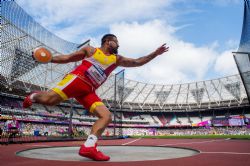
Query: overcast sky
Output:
[[16, 0, 244, 84]]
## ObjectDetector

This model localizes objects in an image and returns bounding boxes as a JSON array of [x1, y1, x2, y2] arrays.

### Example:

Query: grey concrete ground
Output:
[[16, 146, 199, 162]]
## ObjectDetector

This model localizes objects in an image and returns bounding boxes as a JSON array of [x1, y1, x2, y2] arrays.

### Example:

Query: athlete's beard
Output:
[[110, 47, 118, 54]]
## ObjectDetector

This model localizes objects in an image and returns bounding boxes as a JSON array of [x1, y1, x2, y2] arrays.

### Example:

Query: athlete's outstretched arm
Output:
[[117, 44, 169, 67], [51, 46, 91, 64]]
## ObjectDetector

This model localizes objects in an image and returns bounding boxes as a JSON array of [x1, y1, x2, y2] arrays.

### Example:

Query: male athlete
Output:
[[23, 34, 169, 161]]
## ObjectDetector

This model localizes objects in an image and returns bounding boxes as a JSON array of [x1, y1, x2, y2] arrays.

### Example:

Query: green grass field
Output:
[[130, 135, 250, 139]]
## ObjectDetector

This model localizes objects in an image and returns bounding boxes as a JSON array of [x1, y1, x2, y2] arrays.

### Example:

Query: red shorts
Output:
[[51, 74, 104, 113]]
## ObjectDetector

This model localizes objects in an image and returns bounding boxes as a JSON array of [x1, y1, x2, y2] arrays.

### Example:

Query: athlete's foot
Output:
[[79, 144, 110, 161], [23, 92, 37, 108]]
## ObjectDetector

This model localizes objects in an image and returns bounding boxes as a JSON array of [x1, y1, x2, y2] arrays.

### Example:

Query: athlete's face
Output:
[[108, 37, 119, 54]]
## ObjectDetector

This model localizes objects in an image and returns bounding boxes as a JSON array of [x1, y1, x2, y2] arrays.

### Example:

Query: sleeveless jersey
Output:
[[71, 48, 117, 89]]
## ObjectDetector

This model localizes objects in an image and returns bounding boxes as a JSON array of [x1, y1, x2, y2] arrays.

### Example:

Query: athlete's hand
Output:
[[153, 44, 169, 56]]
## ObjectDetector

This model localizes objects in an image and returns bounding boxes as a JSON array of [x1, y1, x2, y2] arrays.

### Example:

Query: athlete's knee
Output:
[[94, 105, 112, 122], [97, 110, 111, 120], [103, 111, 112, 122]]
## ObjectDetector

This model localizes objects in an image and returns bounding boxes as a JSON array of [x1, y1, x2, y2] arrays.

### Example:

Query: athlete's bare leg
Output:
[[33, 90, 64, 106], [90, 105, 112, 137], [79, 105, 111, 161]]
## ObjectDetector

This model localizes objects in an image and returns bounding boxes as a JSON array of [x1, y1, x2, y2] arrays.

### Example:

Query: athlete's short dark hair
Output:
[[101, 34, 117, 46]]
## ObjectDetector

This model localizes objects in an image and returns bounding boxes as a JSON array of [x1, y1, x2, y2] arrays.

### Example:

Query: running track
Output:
[[1, 138, 250, 166]]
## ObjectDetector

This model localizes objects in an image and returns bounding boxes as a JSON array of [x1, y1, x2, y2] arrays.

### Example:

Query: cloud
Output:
[[214, 50, 238, 76], [110, 20, 226, 84], [16, 0, 176, 42], [225, 39, 239, 49]]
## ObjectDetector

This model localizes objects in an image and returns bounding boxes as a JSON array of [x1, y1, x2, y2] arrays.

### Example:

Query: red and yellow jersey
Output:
[[71, 48, 117, 89]]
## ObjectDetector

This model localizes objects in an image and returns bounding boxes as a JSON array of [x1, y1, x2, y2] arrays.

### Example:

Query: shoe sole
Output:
[[79, 152, 110, 161]]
